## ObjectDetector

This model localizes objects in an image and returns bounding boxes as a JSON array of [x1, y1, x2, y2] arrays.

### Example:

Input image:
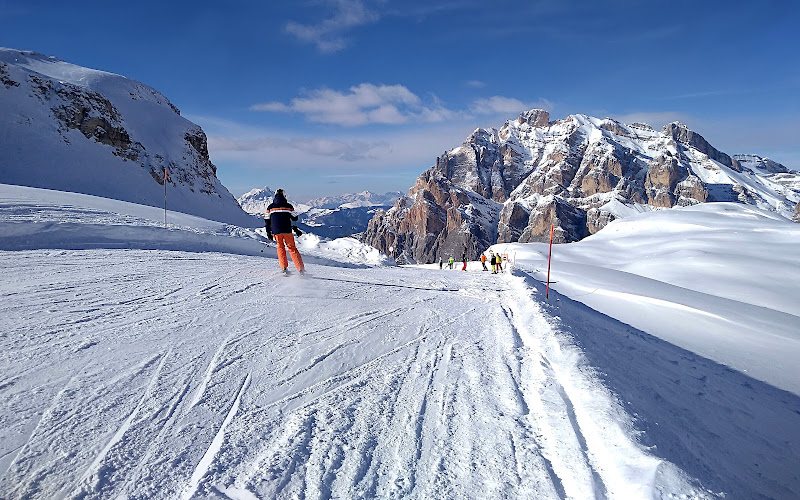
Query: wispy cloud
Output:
[[253, 82, 555, 127], [470, 96, 553, 115], [189, 113, 475, 174], [208, 135, 391, 162], [251, 83, 457, 126], [465, 80, 486, 88], [284, 0, 379, 53]]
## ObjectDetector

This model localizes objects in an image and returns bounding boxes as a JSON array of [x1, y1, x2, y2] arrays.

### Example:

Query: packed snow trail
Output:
[[2, 250, 711, 499]]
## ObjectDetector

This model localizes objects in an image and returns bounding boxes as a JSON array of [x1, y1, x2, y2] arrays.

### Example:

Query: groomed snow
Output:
[[2, 184, 799, 499], [492, 202, 800, 395]]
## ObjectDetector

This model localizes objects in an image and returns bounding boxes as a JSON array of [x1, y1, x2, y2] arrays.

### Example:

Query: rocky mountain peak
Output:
[[237, 187, 275, 215], [517, 109, 550, 128], [662, 122, 741, 171], [362, 111, 800, 263]]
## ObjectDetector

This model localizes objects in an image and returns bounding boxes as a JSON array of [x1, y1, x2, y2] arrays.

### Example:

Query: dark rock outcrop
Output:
[[0, 62, 19, 88], [518, 197, 588, 243]]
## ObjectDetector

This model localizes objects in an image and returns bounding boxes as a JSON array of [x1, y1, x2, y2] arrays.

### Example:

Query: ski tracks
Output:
[[499, 274, 712, 499], [1, 252, 715, 499], [183, 374, 252, 500]]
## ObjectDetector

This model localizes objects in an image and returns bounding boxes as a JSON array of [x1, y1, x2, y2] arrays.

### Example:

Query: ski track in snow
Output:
[[2, 249, 796, 498]]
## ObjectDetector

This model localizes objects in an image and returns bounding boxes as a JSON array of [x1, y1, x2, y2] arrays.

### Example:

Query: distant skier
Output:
[[481, 253, 488, 271], [439, 257, 443, 270], [462, 253, 467, 271], [496, 254, 503, 273], [490, 251, 497, 273], [265, 189, 305, 276], [449, 257, 454, 269]]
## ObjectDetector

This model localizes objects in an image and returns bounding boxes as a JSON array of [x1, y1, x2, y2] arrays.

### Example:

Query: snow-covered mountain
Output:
[[299, 191, 401, 238], [306, 190, 402, 209], [299, 206, 390, 239], [2, 182, 799, 499], [239, 188, 401, 239], [362, 109, 800, 263], [0, 48, 255, 226], [237, 186, 275, 216]]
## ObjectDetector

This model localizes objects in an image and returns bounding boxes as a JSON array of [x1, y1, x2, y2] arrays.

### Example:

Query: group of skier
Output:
[[483, 251, 504, 273], [438, 251, 505, 273]]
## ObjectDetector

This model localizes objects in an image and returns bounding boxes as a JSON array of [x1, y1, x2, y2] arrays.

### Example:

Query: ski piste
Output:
[[0, 252, 719, 499]]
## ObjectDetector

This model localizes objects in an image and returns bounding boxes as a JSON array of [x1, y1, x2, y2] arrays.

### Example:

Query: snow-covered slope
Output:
[[2, 186, 799, 499], [0, 48, 255, 226], [0, 183, 392, 267], [491, 202, 800, 394]]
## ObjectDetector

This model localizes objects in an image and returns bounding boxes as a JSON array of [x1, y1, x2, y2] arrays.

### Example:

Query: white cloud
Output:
[[465, 80, 486, 88], [251, 83, 456, 126], [470, 96, 553, 115], [208, 135, 391, 162], [284, 0, 380, 53], [253, 86, 557, 127]]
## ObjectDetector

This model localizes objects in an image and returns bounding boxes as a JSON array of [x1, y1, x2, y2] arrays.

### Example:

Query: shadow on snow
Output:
[[516, 271, 800, 500]]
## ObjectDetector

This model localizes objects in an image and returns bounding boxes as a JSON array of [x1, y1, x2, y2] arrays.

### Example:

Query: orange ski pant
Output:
[[274, 233, 305, 271]]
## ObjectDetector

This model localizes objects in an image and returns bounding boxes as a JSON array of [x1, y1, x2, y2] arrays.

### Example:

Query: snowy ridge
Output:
[[500, 113, 799, 219], [0, 48, 254, 226]]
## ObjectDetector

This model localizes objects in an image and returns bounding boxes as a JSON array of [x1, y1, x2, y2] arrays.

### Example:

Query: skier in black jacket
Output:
[[265, 189, 305, 275]]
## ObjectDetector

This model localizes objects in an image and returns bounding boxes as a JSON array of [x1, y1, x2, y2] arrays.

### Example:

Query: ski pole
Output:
[[260, 240, 269, 253]]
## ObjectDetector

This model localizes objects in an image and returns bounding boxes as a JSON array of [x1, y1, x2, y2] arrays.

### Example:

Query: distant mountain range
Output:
[[305, 191, 403, 210], [0, 48, 256, 226], [237, 188, 401, 239], [361, 109, 800, 263]]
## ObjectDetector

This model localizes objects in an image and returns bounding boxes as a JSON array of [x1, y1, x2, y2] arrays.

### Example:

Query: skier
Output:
[[449, 257, 454, 269], [265, 189, 305, 276], [481, 253, 488, 271], [490, 251, 497, 273], [496, 254, 503, 273], [462, 253, 467, 271], [439, 257, 443, 270]]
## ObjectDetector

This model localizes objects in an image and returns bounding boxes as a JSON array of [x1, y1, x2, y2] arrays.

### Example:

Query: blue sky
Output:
[[2, 0, 798, 200]]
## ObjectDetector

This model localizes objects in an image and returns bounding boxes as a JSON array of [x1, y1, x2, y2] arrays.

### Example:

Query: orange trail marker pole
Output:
[[546, 224, 554, 299], [164, 168, 168, 228]]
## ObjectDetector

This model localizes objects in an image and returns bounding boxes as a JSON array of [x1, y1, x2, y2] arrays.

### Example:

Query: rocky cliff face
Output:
[[362, 110, 800, 263], [0, 48, 254, 226]]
